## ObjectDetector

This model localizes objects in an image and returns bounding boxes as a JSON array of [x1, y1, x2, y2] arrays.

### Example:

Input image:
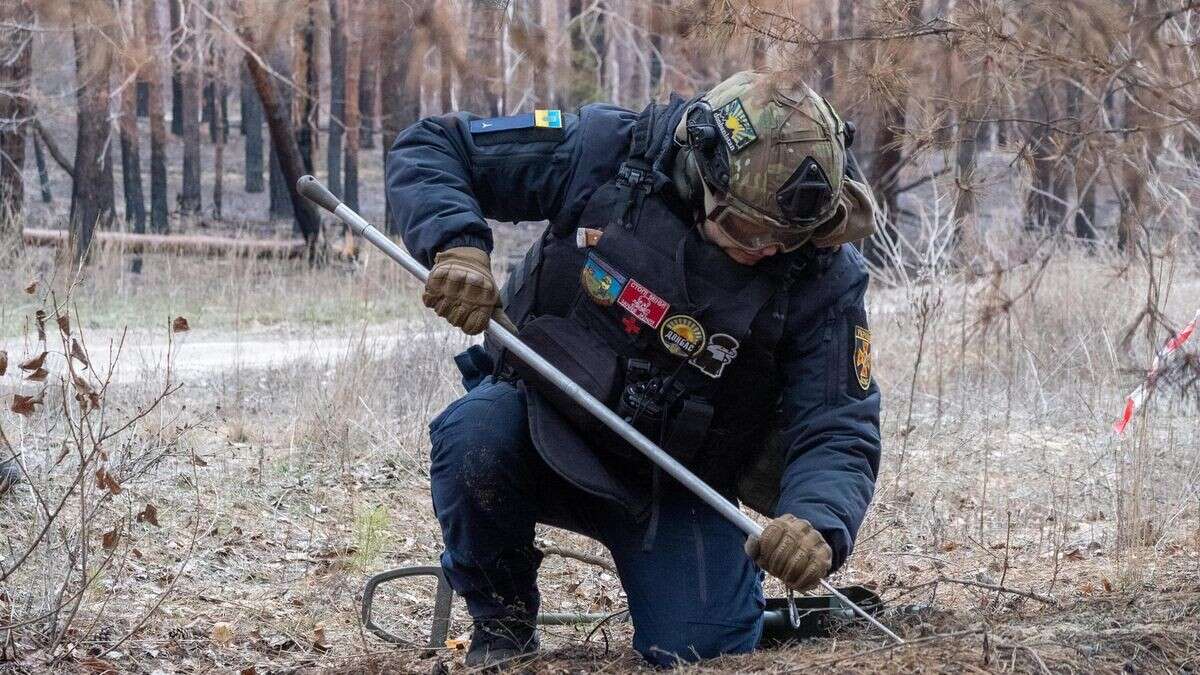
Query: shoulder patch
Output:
[[469, 109, 563, 134], [846, 304, 872, 398]]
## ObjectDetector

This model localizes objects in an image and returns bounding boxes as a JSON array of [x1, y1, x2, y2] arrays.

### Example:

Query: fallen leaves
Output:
[[57, 313, 71, 336], [26, 367, 48, 382], [136, 503, 160, 526], [23, 280, 37, 295], [211, 621, 235, 645], [0, 350, 7, 376], [101, 528, 120, 551], [172, 316, 190, 333]]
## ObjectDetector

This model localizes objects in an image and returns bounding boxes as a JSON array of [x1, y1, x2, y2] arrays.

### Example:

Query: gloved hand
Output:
[[744, 513, 833, 591], [423, 246, 501, 335]]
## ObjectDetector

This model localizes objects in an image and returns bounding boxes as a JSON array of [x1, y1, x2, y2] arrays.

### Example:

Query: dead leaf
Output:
[[34, 310, 46, 341], [78, 656, 118, 674], [136, 503, 159, 527], [25, 367, 48, 382], [211, 621, 235, 645], [95, 468, 123, 495], [191, 455, 209, 467], [0, 350, 7, 376], [11, 393, 44, 416], [23, 280, 37, 295], [18, 352, 47, 371], [101, 528, 120, 550], [70, 339, 90, 367], [73, 375, 93, 395], [1064, 549, 1085, 562], [240, 669, 257, 675], [313, 622, 327, 648], [56, 314, 70, 336], [1101, 577, 1113, 593], [172, 316, 190, 333]]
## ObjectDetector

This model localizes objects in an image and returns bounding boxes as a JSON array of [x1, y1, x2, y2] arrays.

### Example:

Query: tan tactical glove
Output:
[[744, 514, 833, 591], [423, 246, 501, 336]]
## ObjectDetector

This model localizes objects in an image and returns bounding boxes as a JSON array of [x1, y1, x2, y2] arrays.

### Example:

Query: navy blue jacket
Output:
[[385, 104, 881, 571]]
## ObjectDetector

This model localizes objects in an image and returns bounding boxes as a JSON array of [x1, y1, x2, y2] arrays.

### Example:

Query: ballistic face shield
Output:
[[677, 71, 877, 251]]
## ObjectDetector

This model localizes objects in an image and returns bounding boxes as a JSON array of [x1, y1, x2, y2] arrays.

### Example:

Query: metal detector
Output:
[[297, 176, 904, 647]]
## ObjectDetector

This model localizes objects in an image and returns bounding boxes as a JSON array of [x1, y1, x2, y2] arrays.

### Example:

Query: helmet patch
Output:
[[777, 156, 834, 224], [713, 98, 759, 154]]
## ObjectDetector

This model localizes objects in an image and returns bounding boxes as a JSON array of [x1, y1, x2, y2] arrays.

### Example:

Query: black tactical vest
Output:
[[494, 102, 815, 516]]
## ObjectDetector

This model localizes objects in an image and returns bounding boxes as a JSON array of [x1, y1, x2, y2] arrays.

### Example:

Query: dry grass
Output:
[[1, 232, 1198, 674]]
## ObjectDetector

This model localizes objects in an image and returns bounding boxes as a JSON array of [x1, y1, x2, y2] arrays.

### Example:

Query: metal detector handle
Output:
[[298, 176, 904, 645]]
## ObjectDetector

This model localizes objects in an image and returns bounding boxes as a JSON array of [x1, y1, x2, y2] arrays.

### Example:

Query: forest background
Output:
[[1, 0, 1199, 672]]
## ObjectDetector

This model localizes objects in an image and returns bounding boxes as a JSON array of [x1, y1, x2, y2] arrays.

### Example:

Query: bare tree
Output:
[[144, 0, 170, 233], [169, 0, 184, 135], [117, 0, 147, 234], [241, 64, 264, 192], [327, 0, 346, 198], [238, 8, 321, 251], [69, 2, 118, 263], [379, 1, 423, 234], [178, 0, 203, 214], [0, 0, 33, 255], [342, 0, 362, 214]]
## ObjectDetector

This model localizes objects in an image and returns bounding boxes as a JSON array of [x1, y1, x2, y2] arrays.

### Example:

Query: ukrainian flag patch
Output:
[[469, 109, 563, 134]]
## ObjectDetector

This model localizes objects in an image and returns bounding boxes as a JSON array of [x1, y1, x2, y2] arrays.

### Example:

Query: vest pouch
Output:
[[508, 314, 620, 437]]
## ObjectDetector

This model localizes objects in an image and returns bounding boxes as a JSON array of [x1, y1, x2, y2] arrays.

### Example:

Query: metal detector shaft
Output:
[[298, 175, 904, 645]]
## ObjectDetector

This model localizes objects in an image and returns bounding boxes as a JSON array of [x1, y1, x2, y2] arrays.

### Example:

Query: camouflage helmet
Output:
[[676, 71, 849, 237]]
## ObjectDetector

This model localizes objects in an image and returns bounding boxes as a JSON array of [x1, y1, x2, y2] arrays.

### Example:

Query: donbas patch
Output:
[[853, 325, 871, 392]]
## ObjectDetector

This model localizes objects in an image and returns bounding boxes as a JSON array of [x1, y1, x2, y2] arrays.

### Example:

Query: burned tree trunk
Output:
[[145, 0, 170, 233], [358, 38, 376, 149], [343, 0, 362, 214], [118, 0, 146, 233], [169, 0, 184, 135], [0, 0, 33, 255], [268, 48, 294, 220], [178, 0, 202, 214], [380, 3, 422, 234], [1023, 82, 1070, 232], [241, 64, 264, 192], [242, 32, 321, 250], [327, 0, 346, 199], [33, 133, 51, 203], [119, 82, 147, 233], [69, 8, 117, 263], [296, 2, 318, 174]]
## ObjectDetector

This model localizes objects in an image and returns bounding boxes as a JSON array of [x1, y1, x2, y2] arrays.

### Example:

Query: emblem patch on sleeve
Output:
[[581, 252, 626, 306], [852, 325, 872, 392], [690, 333, 739, 379], [660, 315, 707, 358], [617, 280, 670, 329], [712, 98, 759, 154]]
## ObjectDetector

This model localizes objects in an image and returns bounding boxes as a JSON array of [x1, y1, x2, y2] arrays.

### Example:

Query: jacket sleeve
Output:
[[385, 112, 581, 267], [774, 245, 881, 572]]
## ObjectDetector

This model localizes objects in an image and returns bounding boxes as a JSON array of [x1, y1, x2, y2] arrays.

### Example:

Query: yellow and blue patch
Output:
[[581, 252, 626, 306], [469, 109, 563, 134]]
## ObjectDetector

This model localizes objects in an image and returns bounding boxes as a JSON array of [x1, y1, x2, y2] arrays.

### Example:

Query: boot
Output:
[[464, 614, 539, 671]]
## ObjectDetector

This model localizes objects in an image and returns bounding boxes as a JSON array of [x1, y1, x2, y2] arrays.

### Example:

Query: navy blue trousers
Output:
[[429, 377, 764, 666]]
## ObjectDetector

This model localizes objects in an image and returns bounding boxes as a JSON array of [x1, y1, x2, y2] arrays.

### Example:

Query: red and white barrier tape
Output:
[[1114, 309, 1200, 434]]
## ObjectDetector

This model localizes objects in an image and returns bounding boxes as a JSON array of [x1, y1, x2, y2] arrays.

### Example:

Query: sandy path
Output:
[[2, 320, 470, 386]]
